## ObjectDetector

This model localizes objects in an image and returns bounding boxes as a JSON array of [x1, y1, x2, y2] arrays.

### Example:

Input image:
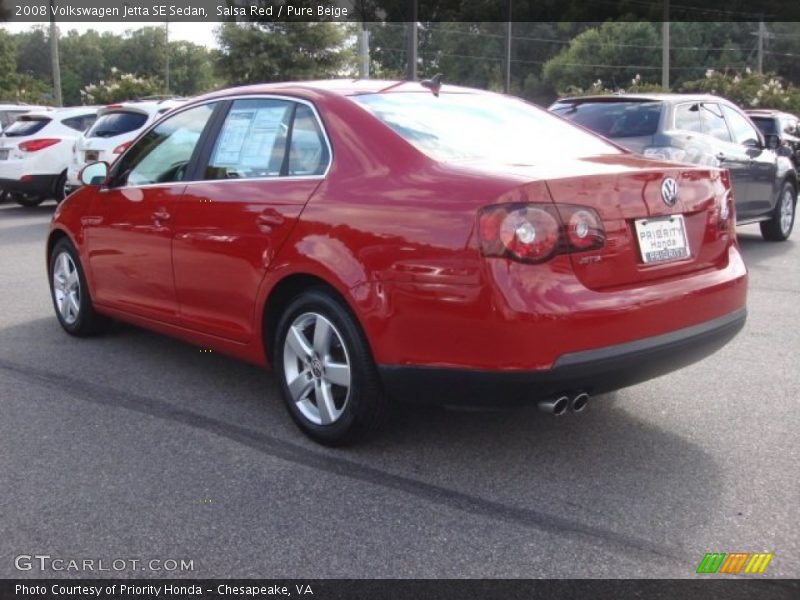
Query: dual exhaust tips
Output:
[[538, 392, 589, 416]]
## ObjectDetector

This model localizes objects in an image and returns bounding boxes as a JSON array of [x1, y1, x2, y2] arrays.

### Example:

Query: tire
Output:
[[49, 238, 111, 336], [273, 288, 390, 445], [760, 181, 796, 241], [0, 189, 8, 204], [13, 193, 44, 207], [54, 171, 68, 202]]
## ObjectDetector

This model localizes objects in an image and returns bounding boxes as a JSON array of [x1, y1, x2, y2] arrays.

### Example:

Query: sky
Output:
[[1, 21, 220, 48]]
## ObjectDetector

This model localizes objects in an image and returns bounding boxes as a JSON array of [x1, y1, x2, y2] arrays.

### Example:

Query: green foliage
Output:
[[215, 22, 353, 83], [80, 70, 163, 104], [680, 70, 800, 113]]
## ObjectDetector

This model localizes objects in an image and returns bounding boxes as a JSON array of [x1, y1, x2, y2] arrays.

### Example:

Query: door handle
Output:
[[256, 210, 285, 232], [152, 208, 171, 222]]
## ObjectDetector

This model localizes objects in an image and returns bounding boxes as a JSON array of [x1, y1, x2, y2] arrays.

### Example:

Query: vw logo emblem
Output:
[[661, 177, 679, 207]]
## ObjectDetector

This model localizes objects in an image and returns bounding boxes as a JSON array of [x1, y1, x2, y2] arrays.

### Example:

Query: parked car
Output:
[[0, 103, 49, 203], [0, 106, 98, 206], [66, 99, 184, 194], [746, 109, 800, 169], [549, 94, 797, 241], [49, 80, 747, 444]]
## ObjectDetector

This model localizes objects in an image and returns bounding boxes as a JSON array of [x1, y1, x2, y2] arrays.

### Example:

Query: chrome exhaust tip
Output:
[[570, 392, 590, 413], [538, 395, 569, 416]]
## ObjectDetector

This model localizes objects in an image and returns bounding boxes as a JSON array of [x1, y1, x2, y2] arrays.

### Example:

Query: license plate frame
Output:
[[634, 215, 690, 264], [0, 149, 9, 160], [84, 150, 99, 162]]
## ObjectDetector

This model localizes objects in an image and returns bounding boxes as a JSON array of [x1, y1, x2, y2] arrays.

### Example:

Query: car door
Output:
[[84, 103, 219, 322], [698, 102, 753, 214], [172, 97, 330, 342], [720, 103, 777, 219]]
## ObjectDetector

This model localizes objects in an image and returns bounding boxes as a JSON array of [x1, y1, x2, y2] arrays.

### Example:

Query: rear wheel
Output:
[[13, 193, 44, 207], [273, 288, 390, 445], [54, 171, 68, 202], [49, 238, 111, 336], [761, 181, 796, 241]]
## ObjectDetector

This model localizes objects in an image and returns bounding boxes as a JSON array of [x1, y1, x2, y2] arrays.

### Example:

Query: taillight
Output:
[[479, 203, 605, 264], [113, 141, 131, 154], [19, 138, 60, 152]]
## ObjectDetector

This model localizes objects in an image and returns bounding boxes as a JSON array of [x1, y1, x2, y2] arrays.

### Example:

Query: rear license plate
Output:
[[85, 151, 99, 161], [634, 215, 690, 264], [0, 149, 8, 160]]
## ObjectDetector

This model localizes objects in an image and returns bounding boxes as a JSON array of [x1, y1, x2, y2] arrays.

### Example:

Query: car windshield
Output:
[[353, 92, 619, 164], [750, 117, 777, 135], [2, 117, 51, 137], [88, 111, 148, 138], [551, 100, 663, 138]]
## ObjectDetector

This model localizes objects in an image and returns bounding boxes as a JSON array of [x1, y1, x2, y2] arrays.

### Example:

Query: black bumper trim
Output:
[[0, 175, 57, 196], [378, 308, 747, 406]]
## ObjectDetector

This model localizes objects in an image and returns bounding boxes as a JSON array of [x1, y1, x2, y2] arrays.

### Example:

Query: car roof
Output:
[[553, 93, 725, 104], [19, 106, 98, 119], [746, 109, 797, 119], [189, 79, 491, 105]]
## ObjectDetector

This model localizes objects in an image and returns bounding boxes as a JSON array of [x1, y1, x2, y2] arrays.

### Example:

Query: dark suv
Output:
[[550, 94, 797, 241], [746, 109, 800, 169]]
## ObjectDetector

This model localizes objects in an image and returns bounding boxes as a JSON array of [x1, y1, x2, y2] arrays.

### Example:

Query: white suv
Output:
[[67, 99, 184, 192], [0, 107, 98, 206]]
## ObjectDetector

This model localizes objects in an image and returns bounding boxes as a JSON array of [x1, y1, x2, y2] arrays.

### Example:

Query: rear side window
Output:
[[552, 101, 662, 138], [88, 111, 148, 138], [3, 117, 50, 137], [205, 98, 294, 180], [288, 105, 329, 176], [700, 103, 732, 142], [61, 113, 97, 132], [674, 104, 703, 133]]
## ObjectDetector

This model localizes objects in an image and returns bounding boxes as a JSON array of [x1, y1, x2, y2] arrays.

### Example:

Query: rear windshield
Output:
[[353, 92, 618, 164], [750, 117, 777, 135], [88, 111, 148, 138], [551, 100, 663, 138], [2, 117, 51, 137]]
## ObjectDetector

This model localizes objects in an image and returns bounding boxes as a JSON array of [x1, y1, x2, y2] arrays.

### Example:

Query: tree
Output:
[[215, 22, 353, 84], [81, 70, 163, 104], [169, 41, 219, 96]]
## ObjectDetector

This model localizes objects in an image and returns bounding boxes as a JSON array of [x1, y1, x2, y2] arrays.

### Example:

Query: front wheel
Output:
[[49, 238, 111, 336], [760, 181, 796, 241], [273, 288, 390, 445], [13, 193, 44, 207]]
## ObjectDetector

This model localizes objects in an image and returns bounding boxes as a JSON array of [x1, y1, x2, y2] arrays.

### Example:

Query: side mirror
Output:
[[79, 161, 109, 186], [764, 134, 781, 150]]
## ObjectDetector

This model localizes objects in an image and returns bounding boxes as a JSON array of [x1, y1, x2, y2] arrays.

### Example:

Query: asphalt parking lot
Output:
[[0, 199, 797, 579]]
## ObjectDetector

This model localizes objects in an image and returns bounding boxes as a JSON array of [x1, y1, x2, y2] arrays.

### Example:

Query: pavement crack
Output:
[[0, 358, 688, 564]]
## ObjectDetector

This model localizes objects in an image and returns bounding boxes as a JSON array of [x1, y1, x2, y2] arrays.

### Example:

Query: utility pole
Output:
[[165, 20, 170, 94], [661, 0, 669, 90], [504, 0, 512, 94], [358, 22, 370, 78], [48, 0, 62, 106], [757, 21, 766, 74], [406, 0, 417, 80]]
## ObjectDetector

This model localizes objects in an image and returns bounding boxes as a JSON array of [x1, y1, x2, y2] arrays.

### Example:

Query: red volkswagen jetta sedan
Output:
[[48, 80, 748, 444]]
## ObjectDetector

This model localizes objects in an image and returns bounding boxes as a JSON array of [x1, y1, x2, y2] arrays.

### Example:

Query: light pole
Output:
[[48, 0, 62, 106]]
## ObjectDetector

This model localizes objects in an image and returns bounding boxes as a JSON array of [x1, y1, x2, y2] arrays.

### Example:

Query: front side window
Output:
[[114, 103, 216, 187], [359, 93, 620, 164], [721, 105, 760, 146]]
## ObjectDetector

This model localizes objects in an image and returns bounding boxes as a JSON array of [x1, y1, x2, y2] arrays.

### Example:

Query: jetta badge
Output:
[[661, 177, 679, 207]]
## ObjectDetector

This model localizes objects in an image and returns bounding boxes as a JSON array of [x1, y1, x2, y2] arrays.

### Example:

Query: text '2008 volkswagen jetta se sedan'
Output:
[[47, 79, 748, 444]]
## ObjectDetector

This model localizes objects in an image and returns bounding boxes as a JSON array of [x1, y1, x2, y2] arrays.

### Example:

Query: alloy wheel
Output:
[[282, 312, 351, 426], [780, 187, 795, 236], [52, 251, 81, 324]]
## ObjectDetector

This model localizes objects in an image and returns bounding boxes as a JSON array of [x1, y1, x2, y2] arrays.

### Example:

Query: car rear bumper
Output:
[[0, 175, 57, 196], [378, 307, 746, 405]]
